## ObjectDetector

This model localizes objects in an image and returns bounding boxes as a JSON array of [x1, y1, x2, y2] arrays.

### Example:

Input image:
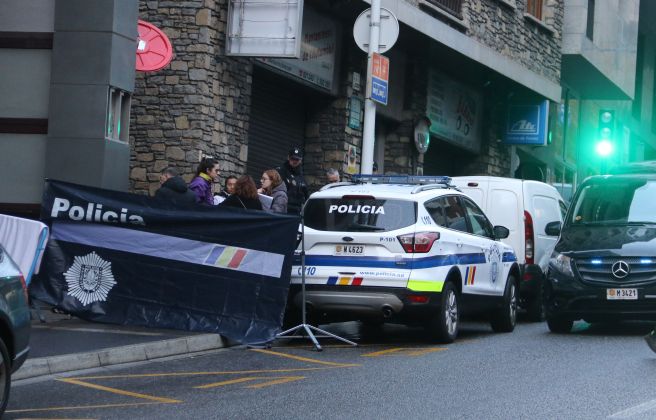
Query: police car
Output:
[[289, 175, 520, 343]]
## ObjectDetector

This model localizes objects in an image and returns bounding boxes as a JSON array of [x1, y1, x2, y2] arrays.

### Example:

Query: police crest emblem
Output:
[[64, 252, 116, 306]]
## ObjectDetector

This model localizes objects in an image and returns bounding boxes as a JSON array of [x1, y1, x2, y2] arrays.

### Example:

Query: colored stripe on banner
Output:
[[51, 221, 285, 278]]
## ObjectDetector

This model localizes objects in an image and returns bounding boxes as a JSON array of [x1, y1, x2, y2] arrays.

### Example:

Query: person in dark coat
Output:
[[189, 157, 220, 205], [218, 175, 238, 199], [258, 169, 288, 214], [219, 175, 263, 211], [155, 167, 196, 205], [276, 146, 308, 215]]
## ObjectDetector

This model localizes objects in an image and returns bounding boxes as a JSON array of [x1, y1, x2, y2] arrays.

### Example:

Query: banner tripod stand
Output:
[[276, 205, 357, 351]]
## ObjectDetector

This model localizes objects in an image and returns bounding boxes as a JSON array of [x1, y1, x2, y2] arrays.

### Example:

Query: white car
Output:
[[288, 175, 521, 343]]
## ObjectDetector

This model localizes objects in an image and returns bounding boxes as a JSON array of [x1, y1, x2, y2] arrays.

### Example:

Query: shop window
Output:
[[106, 87, 131, 143], [585, 0, 595, 40], [526, 0, 543, 20]]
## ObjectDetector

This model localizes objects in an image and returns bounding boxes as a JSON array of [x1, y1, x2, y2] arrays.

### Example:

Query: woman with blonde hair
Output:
[[258, 169, 288, 214]]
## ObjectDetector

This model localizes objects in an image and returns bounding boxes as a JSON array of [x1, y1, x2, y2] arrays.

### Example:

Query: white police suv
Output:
[[289, 175, 520, 343]]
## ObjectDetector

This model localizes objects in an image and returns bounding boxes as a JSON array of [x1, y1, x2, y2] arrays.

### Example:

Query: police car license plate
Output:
[[606, 288, 638, 300], [335, 245, 365, 256]]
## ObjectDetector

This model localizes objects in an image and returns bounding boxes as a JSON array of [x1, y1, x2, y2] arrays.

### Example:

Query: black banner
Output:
[[30, 180, 299, 344]]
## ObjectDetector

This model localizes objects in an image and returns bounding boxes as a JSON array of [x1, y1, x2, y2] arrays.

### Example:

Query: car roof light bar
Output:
[[352, 175, 452, 185]]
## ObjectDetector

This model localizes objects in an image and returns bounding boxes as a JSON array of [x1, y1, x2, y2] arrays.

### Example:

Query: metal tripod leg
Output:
[[275, 203, 357, 351]]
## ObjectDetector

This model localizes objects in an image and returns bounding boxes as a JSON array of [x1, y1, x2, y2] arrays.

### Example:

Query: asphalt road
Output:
[[7, 319, 656, 419]]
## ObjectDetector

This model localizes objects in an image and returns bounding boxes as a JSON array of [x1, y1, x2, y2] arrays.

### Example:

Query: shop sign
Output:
[[426, 70, 482, 153], [504, 100, 549, 146], [258, 7, 338, 92]]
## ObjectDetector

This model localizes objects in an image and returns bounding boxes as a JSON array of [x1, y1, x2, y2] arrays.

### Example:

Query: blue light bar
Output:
[[590, 259, 602, 265], [641, 259, 653, 264], [352, 174, 452, 185]]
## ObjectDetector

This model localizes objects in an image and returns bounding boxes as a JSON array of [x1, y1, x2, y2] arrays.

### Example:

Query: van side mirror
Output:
[[493, 225, 510, 240], [545, 221, 561, 236]]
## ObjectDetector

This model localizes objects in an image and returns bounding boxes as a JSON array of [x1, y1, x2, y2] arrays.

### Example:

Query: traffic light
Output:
[[595, 109, 615, 157]]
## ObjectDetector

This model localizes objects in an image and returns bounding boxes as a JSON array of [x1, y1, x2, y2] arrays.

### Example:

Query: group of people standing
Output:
[[154, 147, 309, 216]]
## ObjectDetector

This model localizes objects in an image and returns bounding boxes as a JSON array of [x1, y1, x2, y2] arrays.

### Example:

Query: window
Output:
[[425, 199, 447, 227], [304, 198, 417, 232], [424, 0, 463, 19], [462, 197, 494, 238], [526, 0, 543, 20], [585, 0, 595, 40], [633, 35, 644, 120], [443, 196, 468, 233], [106, 87, 131, 142]]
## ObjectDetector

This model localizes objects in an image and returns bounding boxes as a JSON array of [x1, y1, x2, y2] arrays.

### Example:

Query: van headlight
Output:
[[550, 252, 574, 277]]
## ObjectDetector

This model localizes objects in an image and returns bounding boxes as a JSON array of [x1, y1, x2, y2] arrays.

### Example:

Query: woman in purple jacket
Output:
[[189, 157, 220, 205]]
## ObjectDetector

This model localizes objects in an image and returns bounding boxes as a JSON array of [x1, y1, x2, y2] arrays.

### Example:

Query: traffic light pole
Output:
[[360, 0, 381, 176]]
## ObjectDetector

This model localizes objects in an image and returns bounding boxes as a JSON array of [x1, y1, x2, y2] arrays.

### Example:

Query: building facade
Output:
[[130, 0, 563, 195]]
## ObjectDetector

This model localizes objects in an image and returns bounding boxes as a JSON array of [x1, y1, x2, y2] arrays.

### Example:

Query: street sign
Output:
[[353, 8, 399, 54], [367, 53, 389, 105]]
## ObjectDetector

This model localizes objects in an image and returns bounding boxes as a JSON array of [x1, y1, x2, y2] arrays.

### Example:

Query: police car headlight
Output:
[[550, 252, 574, 277]]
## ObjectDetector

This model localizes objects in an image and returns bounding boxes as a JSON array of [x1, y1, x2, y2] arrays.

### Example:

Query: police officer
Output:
[[277, 147, 308, 215]]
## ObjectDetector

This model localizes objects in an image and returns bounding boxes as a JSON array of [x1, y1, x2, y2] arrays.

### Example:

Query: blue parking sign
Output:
[[371, 77, 388, 105]]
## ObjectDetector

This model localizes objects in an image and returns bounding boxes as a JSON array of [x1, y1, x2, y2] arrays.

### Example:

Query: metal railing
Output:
[[425, 0, 463, 19]]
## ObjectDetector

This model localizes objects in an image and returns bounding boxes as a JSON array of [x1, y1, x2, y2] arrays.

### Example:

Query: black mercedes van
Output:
[[544, 172, 656, 333]]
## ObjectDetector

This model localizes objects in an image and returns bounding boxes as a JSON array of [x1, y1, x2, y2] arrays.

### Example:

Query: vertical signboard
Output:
[[368, 53, 389, 106], [426, 70, 482, 153]]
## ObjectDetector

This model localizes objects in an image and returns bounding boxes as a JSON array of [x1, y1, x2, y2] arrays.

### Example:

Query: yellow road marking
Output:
[[196, 376, 305, 389], [58, 378, 181, 403], [362, 348, 405, 357], [6, 402, 163, 414], [362, 347, 447, 357], [251, 349, 359, 367], [247, 376, 305, 389], [195, 377, 259, 388], [70, 367, 332, 380]]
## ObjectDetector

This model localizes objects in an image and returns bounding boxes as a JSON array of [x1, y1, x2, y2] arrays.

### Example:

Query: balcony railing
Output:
[[425, 0, 463, 19]]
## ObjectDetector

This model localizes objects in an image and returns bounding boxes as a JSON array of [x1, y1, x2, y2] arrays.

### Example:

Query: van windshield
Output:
[[570, 180, 656, 225], [304, 198, 417, 232]]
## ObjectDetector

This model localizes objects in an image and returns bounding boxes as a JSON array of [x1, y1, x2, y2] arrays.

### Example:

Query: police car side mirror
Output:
[[493, 225, 510, 240], [545, 221, 561, 236]]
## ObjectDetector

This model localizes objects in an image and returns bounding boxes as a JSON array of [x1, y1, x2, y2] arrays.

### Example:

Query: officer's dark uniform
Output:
[[276, 147, 308, 215]]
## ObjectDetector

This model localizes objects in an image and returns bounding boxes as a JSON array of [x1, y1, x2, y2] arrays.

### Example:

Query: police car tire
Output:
[[546, 316, 573, 334], [490, 276, 518, 333], [426, 282, 459, 343]]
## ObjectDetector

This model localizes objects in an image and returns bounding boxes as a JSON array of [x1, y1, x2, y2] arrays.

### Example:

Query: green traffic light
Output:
[[595, 139, 613, 157]]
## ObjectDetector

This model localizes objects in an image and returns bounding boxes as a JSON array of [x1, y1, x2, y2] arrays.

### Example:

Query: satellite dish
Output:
[[136, 20, 174, 72]]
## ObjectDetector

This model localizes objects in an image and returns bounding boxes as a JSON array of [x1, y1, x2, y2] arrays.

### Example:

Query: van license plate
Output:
[[335, 245, 365, 256], [607, 288, 638, 300]]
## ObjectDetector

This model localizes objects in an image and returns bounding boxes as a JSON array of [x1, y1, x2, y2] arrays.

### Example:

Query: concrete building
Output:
[[0, 0, 138, 217], [130, 0, 563, 195]]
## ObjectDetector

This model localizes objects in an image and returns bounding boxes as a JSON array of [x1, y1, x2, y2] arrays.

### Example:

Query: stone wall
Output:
[[465, 0, 563, 84], [130, 0, 252, 196]]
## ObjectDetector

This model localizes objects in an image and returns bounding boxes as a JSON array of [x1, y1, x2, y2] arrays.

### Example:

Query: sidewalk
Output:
[[15, 306, 229, 381]]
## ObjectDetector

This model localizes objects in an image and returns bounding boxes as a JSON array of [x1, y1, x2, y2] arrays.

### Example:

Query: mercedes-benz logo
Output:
[[611, 260, 630, 279]]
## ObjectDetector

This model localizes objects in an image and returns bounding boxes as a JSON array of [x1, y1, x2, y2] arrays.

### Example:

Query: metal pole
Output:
[[360, 0, 381, 175]]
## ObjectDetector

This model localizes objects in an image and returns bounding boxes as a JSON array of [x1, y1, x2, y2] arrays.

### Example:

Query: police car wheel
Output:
[[426, 282, 459, 343], [490, 275, 518, 333]]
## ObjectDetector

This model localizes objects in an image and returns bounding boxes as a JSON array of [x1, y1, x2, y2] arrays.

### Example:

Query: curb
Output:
[[14, 333, 226, 380]]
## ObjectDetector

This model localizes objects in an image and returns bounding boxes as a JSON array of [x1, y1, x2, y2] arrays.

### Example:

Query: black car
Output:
[[0, 244, 31, 414], [545, 173, 656, 333]]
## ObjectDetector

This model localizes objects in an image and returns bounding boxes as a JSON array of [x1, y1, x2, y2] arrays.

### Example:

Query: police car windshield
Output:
[[570, 180, 656, 225], [304, 198, 416, 232]]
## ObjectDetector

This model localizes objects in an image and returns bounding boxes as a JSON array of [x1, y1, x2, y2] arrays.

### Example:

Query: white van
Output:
[[451, 176, 567, 321]]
